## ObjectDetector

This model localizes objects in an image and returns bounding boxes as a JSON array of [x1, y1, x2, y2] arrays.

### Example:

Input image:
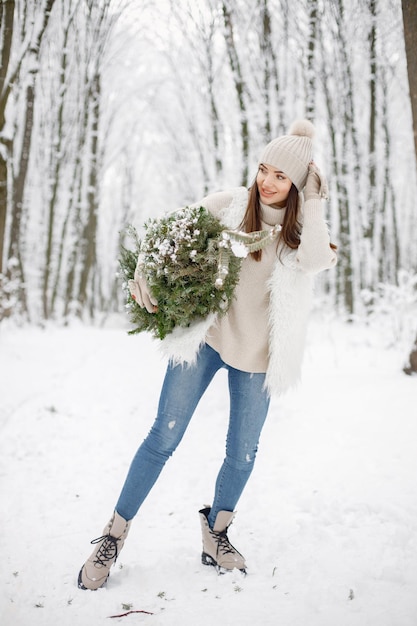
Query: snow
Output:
[[1, 317, 416, 626]]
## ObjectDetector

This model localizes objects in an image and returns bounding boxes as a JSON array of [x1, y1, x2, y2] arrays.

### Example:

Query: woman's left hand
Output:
[[304, 162, 329, 201]]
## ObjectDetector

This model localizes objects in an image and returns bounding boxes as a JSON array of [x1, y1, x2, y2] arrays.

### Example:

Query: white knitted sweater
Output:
[[159, 187, 336, 395]]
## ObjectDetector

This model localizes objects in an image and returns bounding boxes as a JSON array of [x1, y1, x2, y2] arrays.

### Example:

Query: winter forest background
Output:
[[0, 0, 416, 364], [1, 3, 417, 624]]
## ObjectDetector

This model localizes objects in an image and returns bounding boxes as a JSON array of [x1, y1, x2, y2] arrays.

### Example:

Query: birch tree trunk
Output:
[[318, 4, 355, 313], [306, 0, 318, 120], [257, 0, 282, 141], [401, 0, 417, 375], [0, 0, 14, 278], [222, 2, 249, 185], [77, 71, 100, 315], [366, 0, 377, 245], [42, 2, 78, 319], [402, 0, 417, 159], [0, 0, 55, 319], [0, 0, 15, 319]]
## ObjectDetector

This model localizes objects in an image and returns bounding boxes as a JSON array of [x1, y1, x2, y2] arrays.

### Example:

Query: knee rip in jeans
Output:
[[224, 454, 256, 472]]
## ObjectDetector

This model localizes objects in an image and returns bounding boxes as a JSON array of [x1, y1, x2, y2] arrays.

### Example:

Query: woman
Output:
[[78, 119, 337, 590]]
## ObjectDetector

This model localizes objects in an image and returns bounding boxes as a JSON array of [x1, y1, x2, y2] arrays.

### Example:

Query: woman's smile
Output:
[[256, 163, 293, 206]]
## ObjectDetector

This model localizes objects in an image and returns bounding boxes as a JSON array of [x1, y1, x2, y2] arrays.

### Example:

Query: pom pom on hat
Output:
[[288, 119, 315, 140], [259, 118, 315, 191]]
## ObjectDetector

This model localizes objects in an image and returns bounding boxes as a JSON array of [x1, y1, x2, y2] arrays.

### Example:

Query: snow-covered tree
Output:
[[0, 0, 415, 327]]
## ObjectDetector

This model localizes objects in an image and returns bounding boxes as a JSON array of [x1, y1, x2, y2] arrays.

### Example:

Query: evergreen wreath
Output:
[[119, 205, 282, 340], [119, 206, 243, 340]]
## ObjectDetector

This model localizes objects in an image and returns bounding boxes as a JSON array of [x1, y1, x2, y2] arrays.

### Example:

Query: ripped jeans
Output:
[[115, 343, 270, 528]]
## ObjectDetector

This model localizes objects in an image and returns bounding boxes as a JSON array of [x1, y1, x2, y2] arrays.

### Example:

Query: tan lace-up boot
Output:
[[78, 511, 131, 590], [199, 506, 246, 573]]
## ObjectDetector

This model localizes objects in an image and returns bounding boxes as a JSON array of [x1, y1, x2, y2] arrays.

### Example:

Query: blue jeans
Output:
[[116, 344, 270, 528]]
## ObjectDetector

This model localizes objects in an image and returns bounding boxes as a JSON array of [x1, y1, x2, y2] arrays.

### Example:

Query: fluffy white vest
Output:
[[159, 187, 313, 395]]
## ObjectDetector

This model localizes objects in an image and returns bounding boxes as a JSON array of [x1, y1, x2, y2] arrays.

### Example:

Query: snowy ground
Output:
[[1, 314, 416, 626]]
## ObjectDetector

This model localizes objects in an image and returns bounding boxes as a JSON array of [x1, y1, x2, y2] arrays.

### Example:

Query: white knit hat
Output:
[[259, 119, 315, 191]]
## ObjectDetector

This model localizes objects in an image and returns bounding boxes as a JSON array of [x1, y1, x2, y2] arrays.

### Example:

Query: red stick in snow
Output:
[[108, 609, 154, 618]]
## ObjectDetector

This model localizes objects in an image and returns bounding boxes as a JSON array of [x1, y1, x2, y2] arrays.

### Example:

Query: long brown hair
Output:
[[240, 180, 301, 261], [240, 179, 337, 261]]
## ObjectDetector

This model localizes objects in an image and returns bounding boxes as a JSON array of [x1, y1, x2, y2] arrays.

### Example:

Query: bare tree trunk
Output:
[[42, 3, 77, 319], [402, 0, 417, 159], [0, 153, 8, 272], [5, 0, 55, 317], [258, 0, 281, 141], [51, 129, 83, 317], [365, 0, 378, 261], [401, 0, 417, 375], [222, 2, 249, 185], [206, 37, 222, 179], [7, 82, 36, 316], [368, 0, 377, 196], [0, 0, 15, 280], [0, 0, 20, 320], [64, 159, 83, 318], [77, 72, 100, 314], [363, 0, 391, 285], [318, 6, 354, 313], [306, 0, 318, 120], [380, 68, 400, 284]]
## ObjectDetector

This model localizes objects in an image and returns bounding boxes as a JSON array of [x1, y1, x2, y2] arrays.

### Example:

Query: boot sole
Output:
[[201, 552, 246, 575]]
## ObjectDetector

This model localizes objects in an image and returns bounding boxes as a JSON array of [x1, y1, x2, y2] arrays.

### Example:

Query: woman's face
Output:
[[256, 163, 293, 207]]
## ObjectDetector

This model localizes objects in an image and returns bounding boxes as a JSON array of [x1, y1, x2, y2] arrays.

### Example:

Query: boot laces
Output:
[[211, 529, 236, 556], [90, 534, 118, 567]]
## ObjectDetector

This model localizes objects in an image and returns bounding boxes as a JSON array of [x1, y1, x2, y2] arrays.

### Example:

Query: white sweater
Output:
[[159, 187, 337, 395]]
